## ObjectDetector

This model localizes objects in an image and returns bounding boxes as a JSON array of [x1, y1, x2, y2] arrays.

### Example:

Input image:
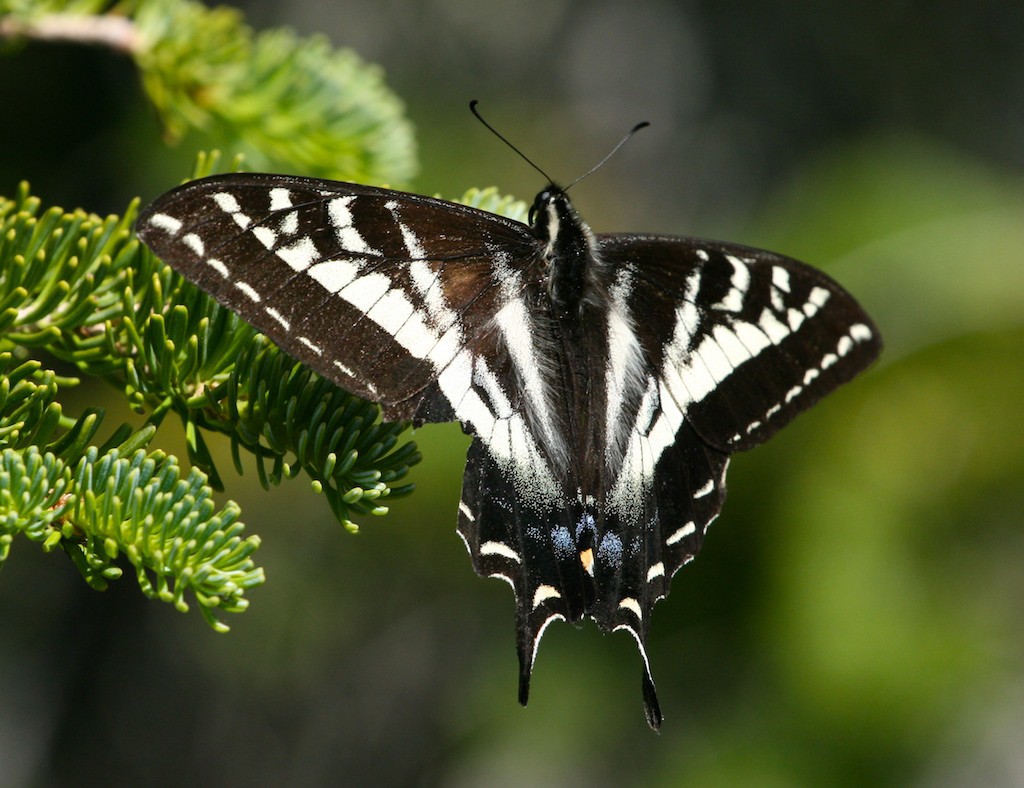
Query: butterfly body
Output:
[[138, 172, 880, 729]]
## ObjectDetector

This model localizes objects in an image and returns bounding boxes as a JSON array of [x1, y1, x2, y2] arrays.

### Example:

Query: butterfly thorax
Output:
[[530, 188, 604, 320], [523, 188, 615, 483]]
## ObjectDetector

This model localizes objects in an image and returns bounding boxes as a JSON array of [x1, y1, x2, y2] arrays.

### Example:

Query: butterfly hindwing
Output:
[[457, 437, 588, 705]]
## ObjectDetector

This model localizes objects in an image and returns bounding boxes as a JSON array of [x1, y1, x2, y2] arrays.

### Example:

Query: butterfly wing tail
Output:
[[456, 437, 589, 708], [591, 420, 731, 729]]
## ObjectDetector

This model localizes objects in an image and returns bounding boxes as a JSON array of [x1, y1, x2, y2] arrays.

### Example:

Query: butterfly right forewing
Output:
[[599, 234, 882, 454]]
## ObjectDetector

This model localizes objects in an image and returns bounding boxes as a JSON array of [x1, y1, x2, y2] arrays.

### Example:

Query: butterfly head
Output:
[[528, 185, 563, 231], [529, 186, 592, 246], [528, 186, 601, 317]]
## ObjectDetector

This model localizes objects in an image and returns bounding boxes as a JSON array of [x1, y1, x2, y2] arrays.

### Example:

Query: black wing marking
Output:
[[457, 405, 730, 730]]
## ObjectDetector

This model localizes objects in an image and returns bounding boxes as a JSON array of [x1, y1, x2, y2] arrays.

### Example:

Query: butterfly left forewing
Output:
[[137, 173, 538, 423]]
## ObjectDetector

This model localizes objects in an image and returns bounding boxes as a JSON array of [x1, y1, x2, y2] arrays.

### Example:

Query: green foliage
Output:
[[219, 334, 418, 528], [130, 0, 418, 184], [66, 445, 260, 631], [0, 0, 432, 624], [0, 0, 110, 16], [457, 186, 530, 224], [1, 0, 417, 184], [0, 184, 265, 628], [0, 154, 428, 617], [0, 446, 67, 566]]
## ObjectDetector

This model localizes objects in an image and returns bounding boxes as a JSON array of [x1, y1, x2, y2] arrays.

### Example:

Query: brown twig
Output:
[[0, 13, 140, 55]]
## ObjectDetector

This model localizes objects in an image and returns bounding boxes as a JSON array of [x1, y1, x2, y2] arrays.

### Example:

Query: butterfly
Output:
[[137, 125, 881, 729]]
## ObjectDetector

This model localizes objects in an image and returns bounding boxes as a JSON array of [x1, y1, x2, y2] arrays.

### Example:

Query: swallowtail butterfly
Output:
[[138, 128, 880, 729]]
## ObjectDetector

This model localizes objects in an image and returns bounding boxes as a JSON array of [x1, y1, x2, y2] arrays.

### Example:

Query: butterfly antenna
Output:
[[470, 100, 554, 184], [564, 120, 650, 192]]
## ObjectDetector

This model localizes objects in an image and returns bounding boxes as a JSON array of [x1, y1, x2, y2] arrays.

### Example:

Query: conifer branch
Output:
[[0, 11, 138, 52], [1, 0, 417, 184], [0, 0, 450, 622], [0, 175, 423, 621]]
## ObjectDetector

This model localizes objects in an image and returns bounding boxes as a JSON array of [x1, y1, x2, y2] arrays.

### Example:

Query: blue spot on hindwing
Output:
[[597, 532, 623, 568], [576, 511, 596, 540], [551, 525, 574, 559]]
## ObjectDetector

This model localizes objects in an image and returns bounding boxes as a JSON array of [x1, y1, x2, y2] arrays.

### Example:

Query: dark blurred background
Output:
[[2, 1, 1023, 785]]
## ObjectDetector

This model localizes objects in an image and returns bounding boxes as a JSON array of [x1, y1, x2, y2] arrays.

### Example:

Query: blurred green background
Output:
[[2, 1, 1023, 785]]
